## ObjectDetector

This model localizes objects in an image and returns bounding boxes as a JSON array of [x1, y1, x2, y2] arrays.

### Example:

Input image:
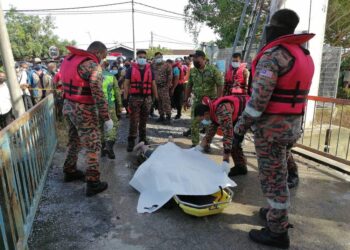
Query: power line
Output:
[[4, 1, 131, 12], [134, 2, 186, 17], [135, 10, 185, 21], [25, 10, 132, 16], [153, 40, 196, 45], [153, 33, 191, 44]]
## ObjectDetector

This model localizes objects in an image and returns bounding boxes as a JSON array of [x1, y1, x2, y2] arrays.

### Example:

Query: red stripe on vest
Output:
[[60, 46, 99, 104], [251, 33, 315, 115]]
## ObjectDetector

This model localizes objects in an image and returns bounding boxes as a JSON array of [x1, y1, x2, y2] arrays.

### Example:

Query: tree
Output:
[[146, 46, 172, 59], [5, 8, 76, 60], [325, 0, 350, 48]]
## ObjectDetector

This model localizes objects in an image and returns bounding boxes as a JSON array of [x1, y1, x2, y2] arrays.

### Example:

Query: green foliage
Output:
[[5, 8, 76, 60], [146, 46, 172, 59], [325, 0, 350, 48]]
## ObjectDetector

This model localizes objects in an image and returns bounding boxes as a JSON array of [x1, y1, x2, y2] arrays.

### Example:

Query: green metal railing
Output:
[[0, 94, 57, 250]]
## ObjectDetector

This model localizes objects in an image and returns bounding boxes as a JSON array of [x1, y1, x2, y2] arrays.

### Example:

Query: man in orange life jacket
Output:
[[171, 58, 186, 119], [233, 9, 315, 248], [224, 52, 249, 96], [194, 95, 249, 176], [124, 50, 158, 152], [61, 41, 112, 197]]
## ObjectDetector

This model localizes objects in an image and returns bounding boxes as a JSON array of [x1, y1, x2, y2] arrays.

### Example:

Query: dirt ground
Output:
[[28, 112, 350, 250]]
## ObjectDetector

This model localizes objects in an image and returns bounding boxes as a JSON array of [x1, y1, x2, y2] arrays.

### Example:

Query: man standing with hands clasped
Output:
[[124, 50, 158, 152], [233, 9, 315, 248]]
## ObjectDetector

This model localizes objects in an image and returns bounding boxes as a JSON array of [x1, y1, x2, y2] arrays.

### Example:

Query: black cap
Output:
[[270, 9, 299, 32], [192, 50, 206, 58]]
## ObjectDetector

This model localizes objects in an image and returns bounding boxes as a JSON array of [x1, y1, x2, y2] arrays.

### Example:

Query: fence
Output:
[[0, 94, 57, 250], [298, 95, 350, 166]]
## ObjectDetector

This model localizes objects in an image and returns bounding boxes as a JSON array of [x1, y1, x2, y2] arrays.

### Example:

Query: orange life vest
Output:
[[225, 63, 247, 94], [129, 63, 153, 96]]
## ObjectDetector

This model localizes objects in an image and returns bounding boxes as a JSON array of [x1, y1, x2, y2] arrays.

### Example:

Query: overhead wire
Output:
[[133, 2, 186, 17]]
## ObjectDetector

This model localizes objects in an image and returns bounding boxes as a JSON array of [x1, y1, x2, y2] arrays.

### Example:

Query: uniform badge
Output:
[[259, 69, 273, 78]]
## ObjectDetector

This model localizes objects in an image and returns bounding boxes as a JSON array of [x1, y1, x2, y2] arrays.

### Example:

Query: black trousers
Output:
[[172, 84, 184, 116], [0, 109, 14, 130]]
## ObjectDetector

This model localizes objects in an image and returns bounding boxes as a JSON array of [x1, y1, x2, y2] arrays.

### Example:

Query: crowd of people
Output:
[[0, 8, 314, 249]]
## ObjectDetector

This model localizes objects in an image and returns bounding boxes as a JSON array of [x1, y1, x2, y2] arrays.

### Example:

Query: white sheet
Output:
[[129, 142, 237, 213]]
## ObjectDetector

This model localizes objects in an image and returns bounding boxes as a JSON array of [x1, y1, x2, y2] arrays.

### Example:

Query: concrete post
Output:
[[0, 2, 25, 117], [272, 0, 329, 127]]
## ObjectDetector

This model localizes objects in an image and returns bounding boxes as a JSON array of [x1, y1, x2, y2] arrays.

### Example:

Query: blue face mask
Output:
[[137, 58, 147, 65], [201, 119, 212, 126], [110, 70, 118, 75]]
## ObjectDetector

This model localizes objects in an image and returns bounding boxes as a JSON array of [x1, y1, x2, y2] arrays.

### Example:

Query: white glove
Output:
[[220, 161, 231, 175], [104, 119, 114, 132], [194, 145, 204, 152]]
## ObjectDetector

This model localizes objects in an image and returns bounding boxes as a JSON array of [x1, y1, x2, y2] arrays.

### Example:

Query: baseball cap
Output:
[[34, 58, 41, 63]]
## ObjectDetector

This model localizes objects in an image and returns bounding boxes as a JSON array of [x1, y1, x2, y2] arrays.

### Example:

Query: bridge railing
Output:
[[298, 95, 350, 167], [0, 94, 57, 250]]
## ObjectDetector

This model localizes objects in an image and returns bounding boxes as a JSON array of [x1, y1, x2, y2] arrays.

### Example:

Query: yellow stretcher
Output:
[[173, 187, 234, 217]]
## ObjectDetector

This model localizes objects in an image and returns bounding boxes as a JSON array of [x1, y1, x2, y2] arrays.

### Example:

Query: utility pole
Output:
[[232, 0, 250, 54], [150, 31, 154, 48], [0, 1, 25, 117], [131, 0, 136, 59]]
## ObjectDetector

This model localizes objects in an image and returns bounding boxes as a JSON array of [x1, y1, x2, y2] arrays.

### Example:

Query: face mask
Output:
[[193, 61, 201, 69], [110, 70, 118, 75], [120, 63, 124, 68], [137, 58, 147, 66], [201, 119, 212, 126], [155, 58, 163, 64], [231, 62, 240, 68]]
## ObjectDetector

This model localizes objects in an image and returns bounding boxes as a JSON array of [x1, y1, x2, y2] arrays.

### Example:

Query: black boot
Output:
[[259, 207, 269, 221], [156, 115, 165, 123], [199, 127, 206, 134], [106, 140, 116, 159], [228, 165, 248, 177], [174, 114, 181, 120], [183, 129, 191, 137], [164, 115, 171, 125], [86, 181, 108, 197], [64, 169, 85, 182], [249, 227, 290, 249], [287, 172, 299, 189], [101, 142, 107, 157], [203, 144, 211, 153], [139, 137, 149, 145], [127, 137, 135, 152]]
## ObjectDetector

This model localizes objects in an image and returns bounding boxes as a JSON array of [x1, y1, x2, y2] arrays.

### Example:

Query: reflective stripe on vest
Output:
[[251, 33, 315, 115]]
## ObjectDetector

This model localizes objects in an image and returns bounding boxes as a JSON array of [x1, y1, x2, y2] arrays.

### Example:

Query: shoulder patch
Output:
[[259, 69, 273, 78]]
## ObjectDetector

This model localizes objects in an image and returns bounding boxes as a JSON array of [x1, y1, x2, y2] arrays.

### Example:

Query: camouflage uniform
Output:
[[63, 60, 109, 182], [188, 64, 224, 145], [234, 46, 300, 233], [101, 70, 121, 143], [152, 62, 172, 117], [128, 95, 153, 140], [204, 102, 246, 166]]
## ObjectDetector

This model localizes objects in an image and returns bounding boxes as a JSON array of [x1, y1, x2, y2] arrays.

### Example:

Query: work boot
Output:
[[249, 227, 290, 249], [203, 144, 211, 153], [101, 142, 107, 157], [156, 115, 165, 123], [228, 165, 248, 177], [183, 129, 191, 137], [106, 140, 116, 159], [174, 114, 181, 120], [127, 137, 135, 152], [86, 181, 108, 197], [164, 115, 171, 125], [287, 172, 299, 189], [259, 207, 269, 221], [64, 170, 85, 182]]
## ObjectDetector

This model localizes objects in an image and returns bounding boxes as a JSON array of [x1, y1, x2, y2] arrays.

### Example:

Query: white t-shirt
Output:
[[18, 70, 30, 96], [0, 82, 12, 115]]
